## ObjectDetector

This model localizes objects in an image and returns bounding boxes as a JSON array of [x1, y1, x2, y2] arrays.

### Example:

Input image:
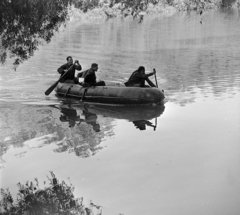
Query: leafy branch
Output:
[[0, 171, 102, 215]]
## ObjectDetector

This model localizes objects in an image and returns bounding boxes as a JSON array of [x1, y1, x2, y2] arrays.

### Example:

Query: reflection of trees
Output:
[[53, 119, 113, 158], [0, 0, 71, 69], [0, 103, 116, 159], [54, 112, 114, 158]]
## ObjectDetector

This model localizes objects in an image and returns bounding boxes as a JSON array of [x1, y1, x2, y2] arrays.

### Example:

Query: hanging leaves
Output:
[[0, 0, 72, 69]]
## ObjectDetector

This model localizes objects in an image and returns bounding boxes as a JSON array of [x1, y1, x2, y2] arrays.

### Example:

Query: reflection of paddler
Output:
[[59, 107, 81, 127], [82, 109, 100, 132], [132, 120, 156, 131]]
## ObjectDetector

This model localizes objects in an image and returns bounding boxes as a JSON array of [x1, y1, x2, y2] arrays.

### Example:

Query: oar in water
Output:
[[153, 68, 158, 88], [154, 117, 157, 131], [45, 65, 74, 96]]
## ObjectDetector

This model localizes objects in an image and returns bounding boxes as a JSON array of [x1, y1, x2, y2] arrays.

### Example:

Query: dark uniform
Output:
[[57, 63, 82, 83], [125, 68, 156, 87], [79, 68, 105, 87]]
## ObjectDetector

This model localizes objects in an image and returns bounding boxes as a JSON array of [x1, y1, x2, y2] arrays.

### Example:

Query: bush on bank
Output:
[[0, 171, 102, 215]]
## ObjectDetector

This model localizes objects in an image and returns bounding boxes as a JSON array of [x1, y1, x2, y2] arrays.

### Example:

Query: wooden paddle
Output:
[[153, 68, 158, 88], [45, 64, 74, 96]]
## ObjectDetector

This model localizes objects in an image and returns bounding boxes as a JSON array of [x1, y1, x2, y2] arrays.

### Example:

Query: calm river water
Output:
[[0, 9, 240, 215]]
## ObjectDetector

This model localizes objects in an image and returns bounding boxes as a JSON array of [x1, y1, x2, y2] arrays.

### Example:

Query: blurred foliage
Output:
[[222, 0, 238, 7], [72, 0, 238, 16], [111, 0, 160, 17], [0, 0, 72, 69], [73, 0, 101, 12], [0, 171, 102, 215]]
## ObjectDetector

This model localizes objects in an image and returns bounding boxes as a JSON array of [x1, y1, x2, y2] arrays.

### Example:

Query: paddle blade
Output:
[[45, 81, 59, 96]]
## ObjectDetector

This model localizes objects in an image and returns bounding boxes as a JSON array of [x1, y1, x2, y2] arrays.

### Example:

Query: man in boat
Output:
[[57, 56, 82, 83], [124, 66, 156, 87], [77, 63, 105, 87]]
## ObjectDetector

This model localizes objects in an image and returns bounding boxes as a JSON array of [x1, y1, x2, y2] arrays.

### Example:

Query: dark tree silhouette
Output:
[[0, 0, 72, 69], [0, 171, 102, 214]]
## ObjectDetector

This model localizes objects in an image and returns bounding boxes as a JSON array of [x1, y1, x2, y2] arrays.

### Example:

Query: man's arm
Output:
[[77, 71, 84, 78], [74, 60, 82, 71], [145, 77, 156, 87], [134, 72, 154, 79], [57, 64, 67, 74]]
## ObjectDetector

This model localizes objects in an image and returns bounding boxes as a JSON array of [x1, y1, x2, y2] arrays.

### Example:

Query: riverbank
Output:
[[69, 2, 176, 22], [69, 0, 239, 22]]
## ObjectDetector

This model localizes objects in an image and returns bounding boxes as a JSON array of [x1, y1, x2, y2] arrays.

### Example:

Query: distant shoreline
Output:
[[69, 1, 239, 22]]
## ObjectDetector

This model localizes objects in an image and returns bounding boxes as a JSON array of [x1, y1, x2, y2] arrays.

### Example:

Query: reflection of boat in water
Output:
[[51, 102, 165, 158], [77, 103, 165, 122], [56, 83, 165, 105], [57, 101, 165, 131], [58, 104, 100, 132]]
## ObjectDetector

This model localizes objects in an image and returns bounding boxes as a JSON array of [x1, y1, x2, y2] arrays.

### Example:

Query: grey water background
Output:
[[0, 9, 240, 215]]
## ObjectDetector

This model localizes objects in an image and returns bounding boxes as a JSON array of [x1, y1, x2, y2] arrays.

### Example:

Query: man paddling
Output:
[[125, 66, 156, 87], [57, 56, 82, 83]]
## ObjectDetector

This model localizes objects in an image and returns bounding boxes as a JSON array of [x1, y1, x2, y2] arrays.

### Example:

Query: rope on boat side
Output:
[[65, 85, 73, 97]]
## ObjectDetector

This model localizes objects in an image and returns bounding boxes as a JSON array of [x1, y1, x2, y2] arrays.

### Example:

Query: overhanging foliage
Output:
[[0, 0, 72, 69]]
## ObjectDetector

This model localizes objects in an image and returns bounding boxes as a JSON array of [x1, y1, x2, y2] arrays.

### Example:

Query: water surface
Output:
[[0, 9, 240, 215]]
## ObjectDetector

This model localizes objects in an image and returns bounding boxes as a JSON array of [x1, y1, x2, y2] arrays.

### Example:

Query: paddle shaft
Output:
[[45, 64, 74, 96], [80, 87, 88, 102], [153, 68, 158, 88]]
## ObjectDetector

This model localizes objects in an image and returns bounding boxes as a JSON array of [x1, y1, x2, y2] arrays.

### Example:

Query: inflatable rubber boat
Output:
[[56, 83, 165, 105]]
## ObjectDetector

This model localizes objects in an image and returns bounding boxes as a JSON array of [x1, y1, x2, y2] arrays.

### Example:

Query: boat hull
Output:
[[56, 83, 165, 105]]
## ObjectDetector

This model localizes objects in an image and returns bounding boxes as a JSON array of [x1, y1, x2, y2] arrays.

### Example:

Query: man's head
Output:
[[66, 56, 73, 65], [91, 63, 98, 72], [138, 66, 145, 74]]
